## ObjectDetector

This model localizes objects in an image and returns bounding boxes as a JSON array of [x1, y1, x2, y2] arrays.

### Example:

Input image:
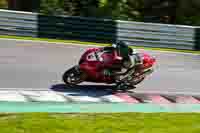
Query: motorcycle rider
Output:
[[101, 40, 142, 79]]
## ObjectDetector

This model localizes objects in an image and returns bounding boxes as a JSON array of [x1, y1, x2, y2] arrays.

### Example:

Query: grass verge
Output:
[[0, 35, 200, 54], [0, 113, 200, 133]]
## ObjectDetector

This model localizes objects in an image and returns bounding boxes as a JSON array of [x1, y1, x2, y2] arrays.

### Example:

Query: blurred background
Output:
[[0, 0, 200, 26]]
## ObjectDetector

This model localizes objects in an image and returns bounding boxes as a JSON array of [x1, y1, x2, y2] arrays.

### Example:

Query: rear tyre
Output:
[[115, 82, 136, 91], [62, 66, 83, 86]]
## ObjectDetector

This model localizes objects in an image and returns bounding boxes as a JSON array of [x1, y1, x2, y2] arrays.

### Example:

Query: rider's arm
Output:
[[113, 50, 122, 61]]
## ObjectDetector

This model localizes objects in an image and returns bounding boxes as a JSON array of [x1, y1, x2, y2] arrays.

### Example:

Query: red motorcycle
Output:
[[62, 45, 156, 90]]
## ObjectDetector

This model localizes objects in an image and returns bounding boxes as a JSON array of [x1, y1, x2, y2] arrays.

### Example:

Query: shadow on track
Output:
[[50, 84, 117, 97]]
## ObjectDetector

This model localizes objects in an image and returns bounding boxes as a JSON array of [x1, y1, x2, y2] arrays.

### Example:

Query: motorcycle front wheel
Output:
[[131, 76, 145, 85], [62, 66, 84, 86]]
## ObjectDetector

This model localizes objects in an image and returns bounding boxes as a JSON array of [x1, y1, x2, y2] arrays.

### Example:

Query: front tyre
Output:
[[62, 66, 83, 86], [131, 76, 145, 85]]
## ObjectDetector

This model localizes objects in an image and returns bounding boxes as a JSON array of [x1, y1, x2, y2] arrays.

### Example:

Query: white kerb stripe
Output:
[[0, 91, 27, 102], [20, 91, 67, 102], [101, 95, 125, 102]]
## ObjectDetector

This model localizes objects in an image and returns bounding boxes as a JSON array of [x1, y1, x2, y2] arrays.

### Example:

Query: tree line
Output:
[[1, 0, 200, 26]]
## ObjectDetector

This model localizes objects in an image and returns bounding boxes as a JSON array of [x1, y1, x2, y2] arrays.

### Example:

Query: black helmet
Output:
[[115, 40, 129, 59], [116, 40, 127, 48]]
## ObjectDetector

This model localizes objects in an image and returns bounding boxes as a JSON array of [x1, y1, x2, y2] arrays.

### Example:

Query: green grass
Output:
[[0, 35, 200, 54], [0, 113, 200, 133]]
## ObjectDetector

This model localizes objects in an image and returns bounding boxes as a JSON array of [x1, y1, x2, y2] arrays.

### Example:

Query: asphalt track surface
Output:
[[0, 39, 200, 94]]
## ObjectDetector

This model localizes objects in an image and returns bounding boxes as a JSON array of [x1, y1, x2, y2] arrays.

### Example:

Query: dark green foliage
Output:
[[38, 0, 200, 25], [40, 0, 65, 15], [176, 0, 200, 26], [0, 0, 8, 9]]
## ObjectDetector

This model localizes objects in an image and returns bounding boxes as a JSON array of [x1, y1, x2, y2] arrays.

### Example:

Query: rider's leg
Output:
[[134, 53, 142, 64]]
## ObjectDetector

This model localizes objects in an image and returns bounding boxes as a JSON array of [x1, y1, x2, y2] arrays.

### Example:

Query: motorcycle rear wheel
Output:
[[62, 66, 83, 86]]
